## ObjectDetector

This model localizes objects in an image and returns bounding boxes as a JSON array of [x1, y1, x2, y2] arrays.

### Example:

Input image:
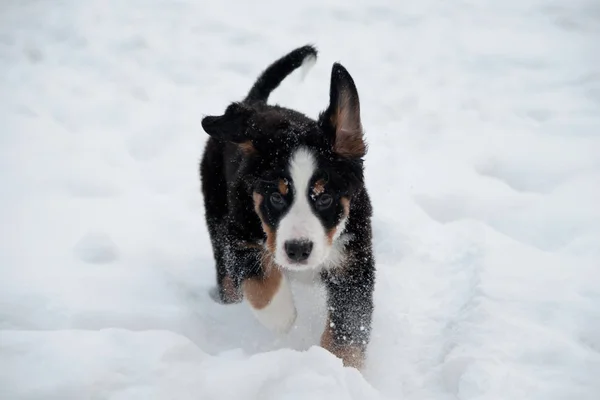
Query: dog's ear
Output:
[[202, 103, 257, 152], [319, 63, 366, 159]]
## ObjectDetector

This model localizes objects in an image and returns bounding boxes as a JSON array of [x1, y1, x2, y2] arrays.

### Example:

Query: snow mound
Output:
[[0, 329, 383, 400]]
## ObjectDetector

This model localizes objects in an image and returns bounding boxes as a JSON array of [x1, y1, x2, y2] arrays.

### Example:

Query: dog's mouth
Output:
[[276, 255, 314, 270], [277, 258, 317, 271], [283, 259, 309, 268]]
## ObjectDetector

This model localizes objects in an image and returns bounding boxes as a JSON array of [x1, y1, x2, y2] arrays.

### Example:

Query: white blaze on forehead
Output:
[[275, 147, 328, 269], [280, 147, 321, 239]]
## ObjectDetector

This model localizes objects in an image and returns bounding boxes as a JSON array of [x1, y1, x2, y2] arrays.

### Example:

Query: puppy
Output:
[[199, 45, 375, 369]]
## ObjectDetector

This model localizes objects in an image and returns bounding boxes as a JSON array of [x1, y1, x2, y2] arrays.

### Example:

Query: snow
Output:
[[1, 329, 379, 400], [1, 0, 599, 399]]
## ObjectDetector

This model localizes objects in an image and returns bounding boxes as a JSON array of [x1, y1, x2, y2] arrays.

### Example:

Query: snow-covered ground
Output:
[[1, 0, 599, 398]]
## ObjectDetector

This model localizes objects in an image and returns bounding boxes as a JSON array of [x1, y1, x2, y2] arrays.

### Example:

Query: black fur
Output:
[[199, 45, 375, 366], [245, 44, 317, 104]]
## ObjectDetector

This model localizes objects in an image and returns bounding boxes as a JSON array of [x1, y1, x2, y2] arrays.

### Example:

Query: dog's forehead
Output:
[[261, 142, 327, 179]]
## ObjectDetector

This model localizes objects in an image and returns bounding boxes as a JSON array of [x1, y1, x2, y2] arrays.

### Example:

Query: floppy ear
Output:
[[319, 63, 366, 159], [202, 102, 255, 144]]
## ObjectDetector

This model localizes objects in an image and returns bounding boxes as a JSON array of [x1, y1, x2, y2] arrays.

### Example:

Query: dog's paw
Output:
[[245, 272, 297, 334], [209, 285, 242, 305]]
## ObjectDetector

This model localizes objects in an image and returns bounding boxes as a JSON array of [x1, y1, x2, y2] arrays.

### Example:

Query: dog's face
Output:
[[252, 144, 355, 270], [202, 64, 366, 270]]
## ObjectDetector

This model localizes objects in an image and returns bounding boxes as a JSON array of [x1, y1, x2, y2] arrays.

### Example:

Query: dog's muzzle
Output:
[[284, 239, 313, 263]]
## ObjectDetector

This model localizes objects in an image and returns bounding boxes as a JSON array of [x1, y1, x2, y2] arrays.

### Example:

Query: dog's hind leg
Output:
[[200, 138, 242, 304]]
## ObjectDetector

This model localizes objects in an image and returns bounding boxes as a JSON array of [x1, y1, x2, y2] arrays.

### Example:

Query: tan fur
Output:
[[244, 195, 285, 311], [253, 192, 276, 253], [326, 197, 350, 245], [327, 227, 337, 246], [278, 179, 289, 195], [331, 93, 366, 158], [313, 179, 326, 196], [239, 140, 256, 155], [320, 314, 365, 370], [334, 128, 366, 158], [243, 255, 282, 310]]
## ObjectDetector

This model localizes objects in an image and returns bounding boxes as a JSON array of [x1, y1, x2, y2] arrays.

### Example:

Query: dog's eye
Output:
[[270, 192, 286, 209], [316, 194, 333, 210]]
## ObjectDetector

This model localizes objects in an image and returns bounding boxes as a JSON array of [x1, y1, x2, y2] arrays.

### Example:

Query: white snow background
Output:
[[1, 0, 599, 399]]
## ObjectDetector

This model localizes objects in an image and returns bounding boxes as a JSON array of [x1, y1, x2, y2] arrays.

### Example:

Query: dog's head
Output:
[[202, 47, 366, 270]]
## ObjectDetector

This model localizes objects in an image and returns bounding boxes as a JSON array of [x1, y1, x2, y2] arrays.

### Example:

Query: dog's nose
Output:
[[284, 240, 313, 262]]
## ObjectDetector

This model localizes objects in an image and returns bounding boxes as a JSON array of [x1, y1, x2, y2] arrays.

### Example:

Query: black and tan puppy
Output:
[[199, 45, 375, 369]]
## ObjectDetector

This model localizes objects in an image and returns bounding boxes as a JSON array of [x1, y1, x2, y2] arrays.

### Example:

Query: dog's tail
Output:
[[244, 45, 318, 104]]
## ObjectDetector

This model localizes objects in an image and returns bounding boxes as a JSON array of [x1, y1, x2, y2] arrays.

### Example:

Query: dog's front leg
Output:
[[242, 253, 297, 334], [226, 240, 297, 335], [320, 257, 375, 370]]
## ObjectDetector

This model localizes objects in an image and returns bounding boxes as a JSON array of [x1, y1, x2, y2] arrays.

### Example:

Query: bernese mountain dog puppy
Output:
[[200, 45, 375, 370]]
